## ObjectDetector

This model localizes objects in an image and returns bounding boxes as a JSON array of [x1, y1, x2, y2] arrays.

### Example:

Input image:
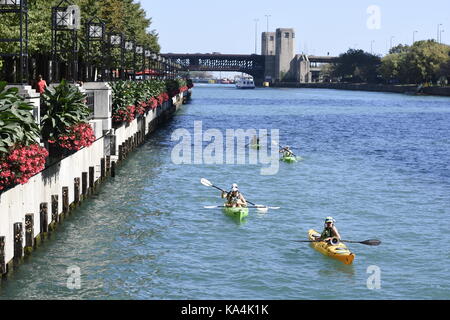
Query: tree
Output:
[[332, 49, 381, 83], [0, 0, 160, 82], [379, 53, 404, 83], [404, 40, 450, 83]]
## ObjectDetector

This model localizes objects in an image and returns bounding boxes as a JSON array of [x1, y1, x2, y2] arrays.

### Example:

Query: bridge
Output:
[[161, 53, 266, 80], [161, 53, 339, 84]]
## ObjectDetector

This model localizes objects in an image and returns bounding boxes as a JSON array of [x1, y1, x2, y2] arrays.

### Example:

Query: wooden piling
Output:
[[62, 187, 69, 215], [89, 166, 94, 190], [51, 195, 59, 224], [111, 161, 116, 177], [74, 178, 80, 204], [13, 222, 23, 263], [40, 203, 48, 234], [118, 145, 123, 162], [100, 158, 105, 179], [82, 172, 88, 196], [25, 214, 34, 254], [106, 156, 111, 174], [0, 236, 6, 275]]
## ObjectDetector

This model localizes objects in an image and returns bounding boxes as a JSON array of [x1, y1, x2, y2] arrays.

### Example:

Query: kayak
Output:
[[280, 155, 297, 163], [250, 144, 260, 150], [222, 204, 249, 220], [308, 229, 355, 265]]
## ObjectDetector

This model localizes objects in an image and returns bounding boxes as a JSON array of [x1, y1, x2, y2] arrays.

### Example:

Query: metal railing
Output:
[[85, 90, 95, 119]]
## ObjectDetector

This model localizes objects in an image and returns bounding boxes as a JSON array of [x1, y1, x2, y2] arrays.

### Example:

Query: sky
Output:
[[142, 0, 449, 57]]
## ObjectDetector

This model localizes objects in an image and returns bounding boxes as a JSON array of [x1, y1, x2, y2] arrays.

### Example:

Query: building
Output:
[[262, 27, 315, 83]]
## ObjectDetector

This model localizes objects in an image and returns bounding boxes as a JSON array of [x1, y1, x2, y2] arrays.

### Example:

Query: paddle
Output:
[[293, 239, 381, 246], [272, 140, 297, 158], [200, 178, 279, 212], [245, 134, 268, 148], [204, 205, 280, 209]]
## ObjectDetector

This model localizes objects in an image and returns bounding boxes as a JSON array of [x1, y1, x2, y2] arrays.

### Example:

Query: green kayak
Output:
[[280, 155, 297, 163], [222, 205, 249, 220], [250, 144, 260, 150]]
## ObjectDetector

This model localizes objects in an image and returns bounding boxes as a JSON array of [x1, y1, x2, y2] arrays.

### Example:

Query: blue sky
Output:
[[142, 0, 449, 57]]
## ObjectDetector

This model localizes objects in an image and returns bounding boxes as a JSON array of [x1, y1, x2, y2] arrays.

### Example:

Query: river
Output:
[[1, 84, 449, 299]]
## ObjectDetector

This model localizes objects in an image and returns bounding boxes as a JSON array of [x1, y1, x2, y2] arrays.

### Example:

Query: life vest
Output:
[[320, 227, 336, 240], [228, 192, 240, 204]]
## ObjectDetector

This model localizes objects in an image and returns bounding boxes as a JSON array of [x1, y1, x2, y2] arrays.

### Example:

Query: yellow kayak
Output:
[[308, 229, 355, 265]]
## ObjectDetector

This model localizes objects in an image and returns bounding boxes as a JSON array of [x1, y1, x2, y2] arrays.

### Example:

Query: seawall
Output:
[[0, 87, 191, 279], [273, 82, 450, 97]]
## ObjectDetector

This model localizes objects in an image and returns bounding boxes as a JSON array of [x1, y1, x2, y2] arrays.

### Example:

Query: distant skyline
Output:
[[143, 0, 449, 57]]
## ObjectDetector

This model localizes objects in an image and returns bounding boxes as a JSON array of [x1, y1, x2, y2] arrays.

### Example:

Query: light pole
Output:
[[265, 14, 271, 33], [371, 40, 375, 54], [390, 36, 395, 50], [440, 29, 445, 44], [437, 24, 442, 42], [254, 18, 259, 54], [413, 30, 418, 44]]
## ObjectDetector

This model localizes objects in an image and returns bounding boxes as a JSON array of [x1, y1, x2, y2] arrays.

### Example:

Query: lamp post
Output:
[[437, 24, 442, 43], [144, 49, 151, 80], [124, 39, 134, 80], [264, 14, 271, 33], [0, 0, 28, 84], [390, 36, 395, 50], [135, 45, 143, 80], [85, 17, 105, 82], [107, 32, 124, 80], [51, 0, 81, 83], [440, 29, 445, 44], [371, 40, 375, 54], [413, 30, 418, 44], [254, 18, 259, 54]]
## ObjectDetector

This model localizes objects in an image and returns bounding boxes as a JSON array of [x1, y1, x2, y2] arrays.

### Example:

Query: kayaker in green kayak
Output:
[[221, 183, 247, 208], [313, 217, 342, 244], [279, 146, 294, 157]]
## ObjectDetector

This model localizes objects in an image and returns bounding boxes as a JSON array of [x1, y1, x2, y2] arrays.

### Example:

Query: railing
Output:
[[85, 91, 95, 119]]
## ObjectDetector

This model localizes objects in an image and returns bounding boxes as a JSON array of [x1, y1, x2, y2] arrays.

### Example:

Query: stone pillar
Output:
[[83, 82, 112, 134]]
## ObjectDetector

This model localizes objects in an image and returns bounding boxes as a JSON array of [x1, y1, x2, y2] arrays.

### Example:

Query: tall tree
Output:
[[332, 49, 381, 83]]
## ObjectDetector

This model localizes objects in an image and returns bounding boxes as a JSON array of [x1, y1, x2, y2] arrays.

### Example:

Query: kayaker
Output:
[[279, 146, 294, 157], [222, 184, 247, 208], [314, 217, 341, 244]]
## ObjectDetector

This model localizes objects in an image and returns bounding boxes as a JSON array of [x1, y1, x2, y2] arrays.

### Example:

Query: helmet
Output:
[[325, 216, 335, 223], [231, 183, 239, 192]]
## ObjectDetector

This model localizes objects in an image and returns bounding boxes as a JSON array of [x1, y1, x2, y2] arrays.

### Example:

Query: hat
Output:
[[325, 216, 335, 223]]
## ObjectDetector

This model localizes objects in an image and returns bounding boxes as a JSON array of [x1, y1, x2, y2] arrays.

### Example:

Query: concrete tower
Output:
[[261, 32, 275, 56], [275, 28, 295, 81]]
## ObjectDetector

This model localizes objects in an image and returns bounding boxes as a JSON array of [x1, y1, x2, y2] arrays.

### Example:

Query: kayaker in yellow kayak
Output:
[[279, 146, 294, 157], [221, 184, 247, 208], [313, 217, 342, 244]]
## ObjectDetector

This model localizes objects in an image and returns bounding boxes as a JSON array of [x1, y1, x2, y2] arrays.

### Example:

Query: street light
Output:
[[264, 14, 271, 33], [371, 40, 375, 54], [440, 29, 445, 44], [85, 17, 105, 81], [437, 24, 442, 43], [254, 18, 259, 54], [390, 36, 395, 50], [413, 30, 418, 44]]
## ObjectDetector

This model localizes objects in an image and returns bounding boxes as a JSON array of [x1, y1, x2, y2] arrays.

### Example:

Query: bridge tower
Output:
[[275, 28, 295, 82], [261, 32, 275, 56]]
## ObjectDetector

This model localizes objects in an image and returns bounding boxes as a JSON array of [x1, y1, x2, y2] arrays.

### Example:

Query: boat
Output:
[[308, 229, 355, 265], [222, 204, 249, 220], [236, 76, 255, 89], [280, 155, 297, 163], [250, 144, 260, 150]]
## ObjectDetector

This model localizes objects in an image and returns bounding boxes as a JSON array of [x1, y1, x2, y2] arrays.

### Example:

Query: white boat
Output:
[[236, 76, 255, 89]]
